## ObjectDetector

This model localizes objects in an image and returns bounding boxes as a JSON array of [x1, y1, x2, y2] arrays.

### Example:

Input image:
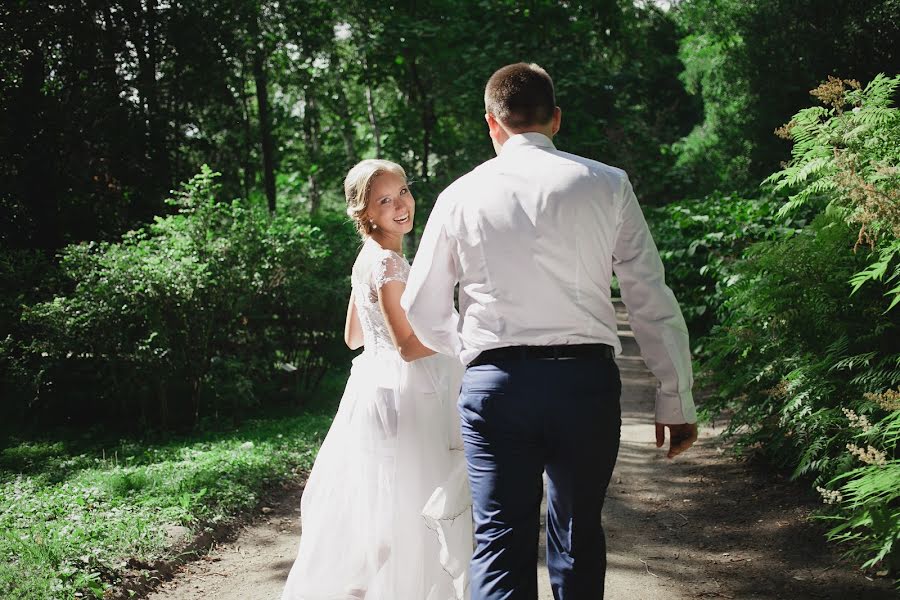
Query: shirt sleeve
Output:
[[401, 195, 463, 359], [612, 174, 696, 424]]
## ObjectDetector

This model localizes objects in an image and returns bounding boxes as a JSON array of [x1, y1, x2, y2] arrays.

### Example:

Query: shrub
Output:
[[0, 248, 60, 425], [702, 212, 900, 570], [9, 166, 358, 430], [698, 73, 900, 574], [646, 194, 808, 341], [767, 74, 900, 308]]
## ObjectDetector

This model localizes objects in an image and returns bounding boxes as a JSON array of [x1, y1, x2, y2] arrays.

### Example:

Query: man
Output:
[[402, 63, 698, 600]]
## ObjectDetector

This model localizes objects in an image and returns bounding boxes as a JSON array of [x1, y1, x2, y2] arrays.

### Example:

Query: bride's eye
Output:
[[399, 187, 408, 196], [379, 197, 391, 205]]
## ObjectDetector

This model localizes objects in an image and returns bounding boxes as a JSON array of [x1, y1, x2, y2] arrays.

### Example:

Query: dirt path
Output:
[[148, 307, 895, 600]]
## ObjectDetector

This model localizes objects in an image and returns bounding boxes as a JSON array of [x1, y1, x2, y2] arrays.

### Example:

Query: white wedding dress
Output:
[[281, 237, 472, 600]]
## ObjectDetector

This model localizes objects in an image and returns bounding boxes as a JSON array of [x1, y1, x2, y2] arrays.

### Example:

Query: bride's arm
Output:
[[378, 280, 436, 362], [344, 292, 363, 350]]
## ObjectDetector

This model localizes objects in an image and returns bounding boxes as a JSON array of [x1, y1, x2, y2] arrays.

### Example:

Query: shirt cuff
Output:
[[655, 387, 697, 424]]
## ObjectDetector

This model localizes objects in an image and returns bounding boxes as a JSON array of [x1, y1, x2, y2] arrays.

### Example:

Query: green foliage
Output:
[[651, 74, 900, 573], [766, 74, 900, 308], [0, 248, 60, 424], [7, 167, 358, 429], [821, 403, 900, 572], [672, 0, 900, 196], [646, 195, 807, 340], [0, 412, 332, 599], [699, 213, 900, 571], [1, 0, 703, 256], [671, 30, 755, 193]]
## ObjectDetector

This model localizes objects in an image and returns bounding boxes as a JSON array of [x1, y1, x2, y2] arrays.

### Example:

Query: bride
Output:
[[281, 159, 472, 600]]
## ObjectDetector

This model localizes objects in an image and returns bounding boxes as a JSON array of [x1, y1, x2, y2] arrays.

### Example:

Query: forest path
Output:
[[147, 302, 894, 600]]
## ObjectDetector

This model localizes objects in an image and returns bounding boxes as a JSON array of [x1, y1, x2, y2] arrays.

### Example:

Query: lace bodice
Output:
[[352, 238, 411, 355]]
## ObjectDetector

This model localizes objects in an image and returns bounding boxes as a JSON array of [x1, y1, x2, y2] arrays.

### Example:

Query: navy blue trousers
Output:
[[459, 355, 622, 600]]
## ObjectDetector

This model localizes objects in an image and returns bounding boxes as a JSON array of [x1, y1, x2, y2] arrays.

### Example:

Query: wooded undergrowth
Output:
[[649, 74, 900, 576], [3, 167, 358, 430]]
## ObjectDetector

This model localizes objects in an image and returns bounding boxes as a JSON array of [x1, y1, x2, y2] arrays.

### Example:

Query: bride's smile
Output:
[[366, 171, 415, 246]]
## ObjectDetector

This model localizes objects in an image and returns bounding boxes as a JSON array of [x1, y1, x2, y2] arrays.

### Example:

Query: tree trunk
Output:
[[332, 81, 357, 164], [407, 61, 436, 253], [239, 59, 255, 200], [363, 58, 381, 156], [132, 0, 169, 204], [158, 381, 168, 430], [303, 89, 322, 215], [191, 378, 201, 429], [17, 41, 60, 250], [251, 18, 277, 213], [145, 0, 169, 190]]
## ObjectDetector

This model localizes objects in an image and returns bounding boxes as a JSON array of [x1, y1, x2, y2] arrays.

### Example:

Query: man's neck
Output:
[[494, 122, 555, 152], [509, 125, 555, 138]]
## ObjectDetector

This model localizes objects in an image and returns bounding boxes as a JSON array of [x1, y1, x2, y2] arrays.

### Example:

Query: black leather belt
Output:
[[468, 343, 615, 367]]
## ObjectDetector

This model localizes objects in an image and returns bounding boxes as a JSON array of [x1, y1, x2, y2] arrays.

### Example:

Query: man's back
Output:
[[406, 131, 693, 425], [441, 132, 625, 363]]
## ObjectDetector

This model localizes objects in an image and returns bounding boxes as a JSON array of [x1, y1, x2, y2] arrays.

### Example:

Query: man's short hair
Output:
[[484, 63, 556, 130]]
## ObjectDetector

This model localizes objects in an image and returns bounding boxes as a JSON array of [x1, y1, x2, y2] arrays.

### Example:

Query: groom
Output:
[[402, 63, 698, 599]]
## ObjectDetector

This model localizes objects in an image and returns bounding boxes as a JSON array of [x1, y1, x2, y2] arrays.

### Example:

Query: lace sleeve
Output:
[[372, 250, 410, 290]]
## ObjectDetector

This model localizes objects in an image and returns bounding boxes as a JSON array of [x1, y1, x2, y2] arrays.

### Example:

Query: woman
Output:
[[281, 160, 472, 600]]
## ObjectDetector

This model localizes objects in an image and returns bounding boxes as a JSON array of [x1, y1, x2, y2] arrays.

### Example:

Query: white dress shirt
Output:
[[401, 132, 696, 424]]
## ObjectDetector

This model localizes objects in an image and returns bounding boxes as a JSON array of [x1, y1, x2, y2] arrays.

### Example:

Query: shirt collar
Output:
[[500, 132, 556, 153]]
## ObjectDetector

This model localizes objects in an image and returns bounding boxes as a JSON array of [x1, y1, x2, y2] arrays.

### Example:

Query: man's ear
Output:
[[551, 107, 562, 136], [485, 112, 501, 138]]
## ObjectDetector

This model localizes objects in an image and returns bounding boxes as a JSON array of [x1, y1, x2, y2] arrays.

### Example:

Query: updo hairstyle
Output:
[[344, 159, 408, 238]]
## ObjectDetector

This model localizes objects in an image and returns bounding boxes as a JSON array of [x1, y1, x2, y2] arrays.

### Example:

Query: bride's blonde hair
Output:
[[344, 159, 408, 238]]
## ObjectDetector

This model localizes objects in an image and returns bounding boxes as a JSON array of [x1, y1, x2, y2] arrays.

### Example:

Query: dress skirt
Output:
[[281, 349, 471, 600]]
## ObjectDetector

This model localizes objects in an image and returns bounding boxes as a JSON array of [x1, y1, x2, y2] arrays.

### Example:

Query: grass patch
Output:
[[0, 411, 334, 599]]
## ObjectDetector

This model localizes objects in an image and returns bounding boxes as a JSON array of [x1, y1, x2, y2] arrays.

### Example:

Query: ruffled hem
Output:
[[422, 453, 472, 600]]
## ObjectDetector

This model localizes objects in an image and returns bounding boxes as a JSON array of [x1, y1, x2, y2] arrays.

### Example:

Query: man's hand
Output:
[[655, 422, 698, 459]]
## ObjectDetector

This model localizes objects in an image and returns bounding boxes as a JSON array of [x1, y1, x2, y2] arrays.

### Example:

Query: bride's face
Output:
[[366, 172, 414, 236]]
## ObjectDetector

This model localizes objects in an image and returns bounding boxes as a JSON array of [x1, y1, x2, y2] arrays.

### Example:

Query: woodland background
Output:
[[1, 1, 899, 597]]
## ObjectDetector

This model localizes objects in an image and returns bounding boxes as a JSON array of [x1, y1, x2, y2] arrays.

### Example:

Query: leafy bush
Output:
[[647, 194, 807, 341], [7, 166, 358, 430], [0, 248, 61, 424], [702, 212, 900, 570], [823, 399, 900, 573], [767, 74, 900, 308], [697, 74, 900, 574]]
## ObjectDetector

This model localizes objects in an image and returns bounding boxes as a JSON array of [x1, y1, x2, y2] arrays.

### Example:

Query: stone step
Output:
[[615, 354, 651, 377], [617, 330, 641, 358], [614, 354, 647, 368], [613, 297, 647, 369]]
